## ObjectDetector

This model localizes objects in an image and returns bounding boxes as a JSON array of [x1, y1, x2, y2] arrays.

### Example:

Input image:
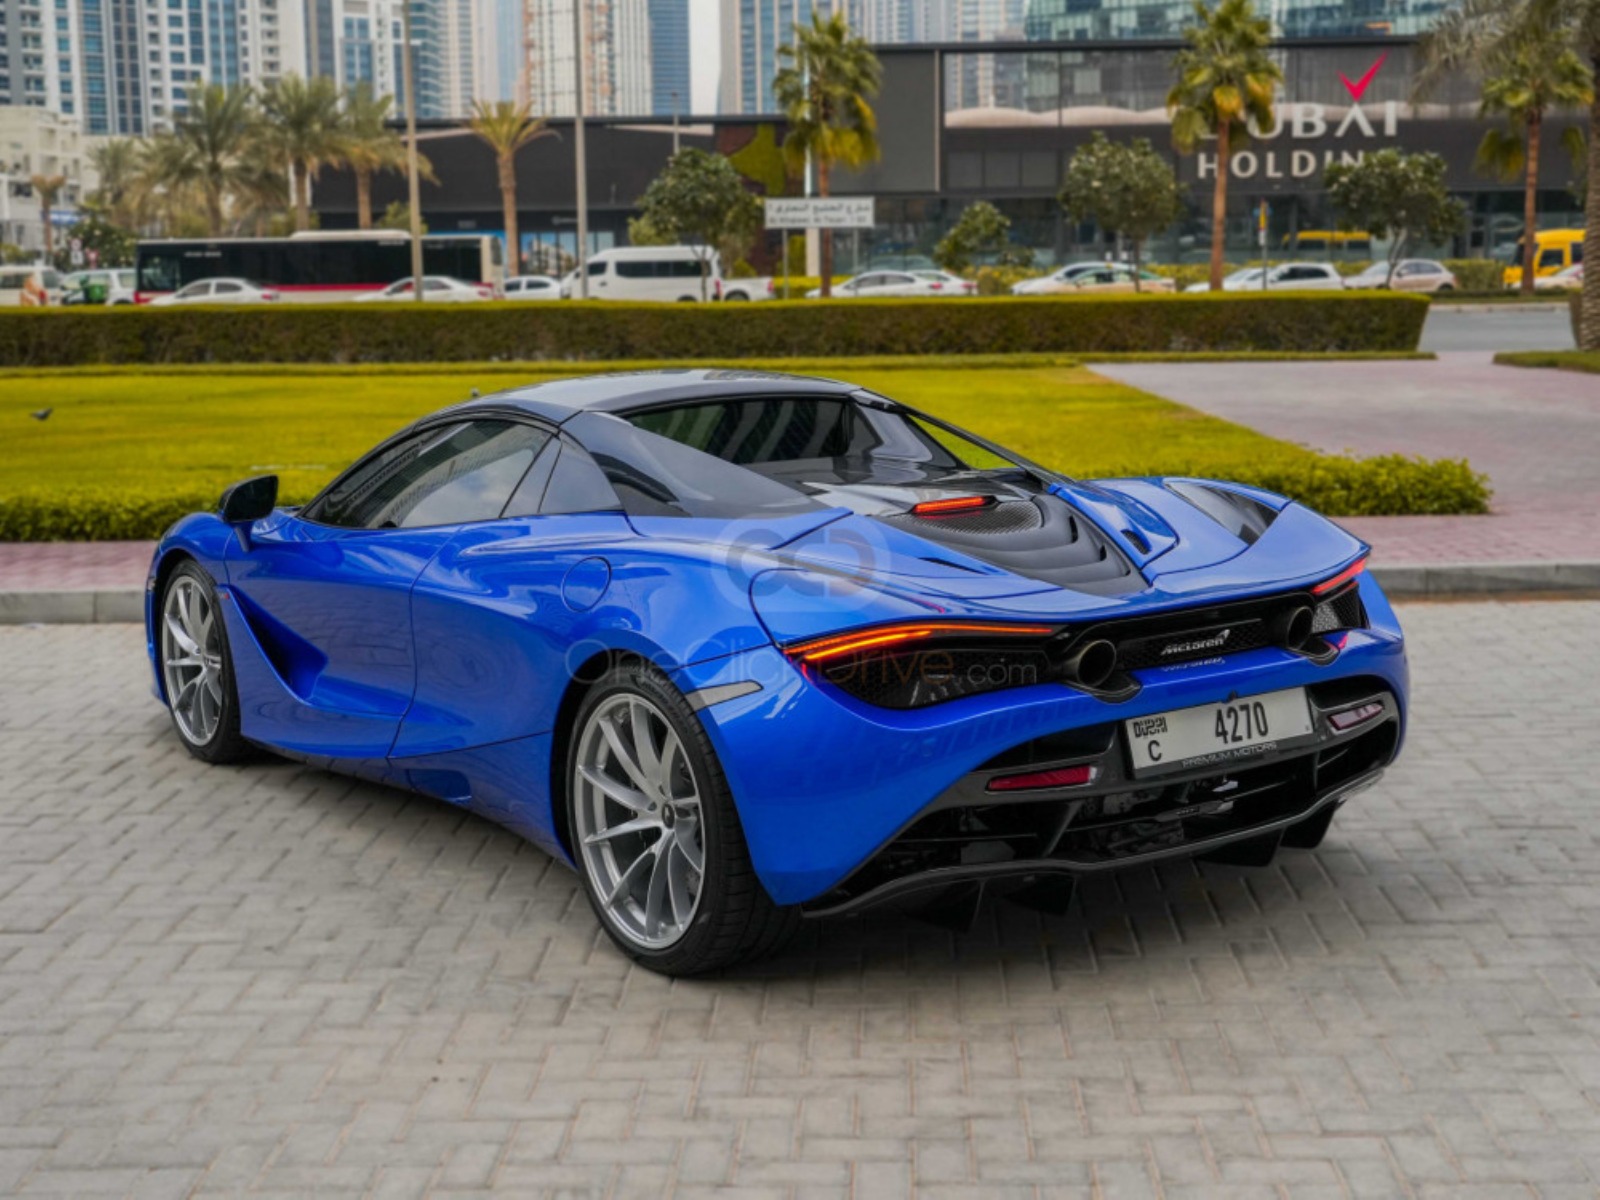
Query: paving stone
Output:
[[0, 604, 1597, 1193]]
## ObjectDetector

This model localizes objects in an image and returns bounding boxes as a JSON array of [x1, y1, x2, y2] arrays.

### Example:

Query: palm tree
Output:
[[172, 84, 257, 236], [772, 11, 882, 298], [258, 74, 345, 231], [29, 174, 66, 261], [342, 83, 433, 229], [131, 135, 202, 236], [88, 138, 145, 229], [1433, 0, 1600, 346], [465, 99, 554, 273], [1167, 0, 1282, 290], [1422, 7, 1592, 296]]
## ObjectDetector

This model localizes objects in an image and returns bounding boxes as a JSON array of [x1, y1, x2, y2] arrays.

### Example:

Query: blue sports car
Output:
[[147, 370, 1407, 974]]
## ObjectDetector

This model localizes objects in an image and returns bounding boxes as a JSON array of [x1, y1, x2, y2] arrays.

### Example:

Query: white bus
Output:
[[135, 230, 505, 302]]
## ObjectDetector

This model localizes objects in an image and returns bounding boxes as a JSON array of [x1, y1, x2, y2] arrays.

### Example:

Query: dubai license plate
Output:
[[1125, 688, 1314, 778]]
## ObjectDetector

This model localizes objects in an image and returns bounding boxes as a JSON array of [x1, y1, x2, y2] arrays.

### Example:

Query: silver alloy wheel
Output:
[[161, 575, 224, 745], [573, 693, 705, 950]]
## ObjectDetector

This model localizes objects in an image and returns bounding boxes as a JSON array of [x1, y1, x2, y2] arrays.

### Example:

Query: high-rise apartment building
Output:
[[522, 0, 650, 117], [1, 0, 84, 117], [1023, 0, 1450, 40], [648, 0, 688, 116]]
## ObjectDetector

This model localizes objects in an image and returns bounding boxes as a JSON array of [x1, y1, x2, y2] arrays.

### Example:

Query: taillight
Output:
[[929, 282, 943, 290], [910, 496, 992, 518], [1312, 556, 1367, 596], [784, 621, 1057, 709]]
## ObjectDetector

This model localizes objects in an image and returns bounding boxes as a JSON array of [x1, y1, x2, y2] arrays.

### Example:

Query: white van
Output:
[[562, 245, 722, 302]]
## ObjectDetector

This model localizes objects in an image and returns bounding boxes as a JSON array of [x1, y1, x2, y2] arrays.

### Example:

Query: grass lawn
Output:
[[1494, 350, 1600, 374], [0, 360, 1489, 539]]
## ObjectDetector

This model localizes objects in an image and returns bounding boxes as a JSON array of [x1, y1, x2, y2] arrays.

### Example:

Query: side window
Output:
[[616, 259, 650, 278], [307, 420, 550, 529], [534, 439, 624, 515], [1571, 243, 1583, 264], [1539, 247, 1565, 269], [214, 280, 242, 294]]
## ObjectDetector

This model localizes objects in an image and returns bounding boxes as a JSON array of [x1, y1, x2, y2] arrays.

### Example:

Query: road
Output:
[[3, 606, 1599, 1196], [1420, 305, 1575, 353]]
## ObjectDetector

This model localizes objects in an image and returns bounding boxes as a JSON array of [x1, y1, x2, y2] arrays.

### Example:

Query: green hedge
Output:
[[1443, 259, 1505, 292], [0, 454, 1489, 542], [0, 293, 1429, 364]]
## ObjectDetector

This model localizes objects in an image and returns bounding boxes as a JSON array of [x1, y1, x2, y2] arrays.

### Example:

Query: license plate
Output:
[[1125, 688, 1314, 778]]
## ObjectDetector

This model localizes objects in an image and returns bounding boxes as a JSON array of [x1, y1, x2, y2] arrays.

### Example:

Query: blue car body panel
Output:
[[146, 371, 1408, 911]]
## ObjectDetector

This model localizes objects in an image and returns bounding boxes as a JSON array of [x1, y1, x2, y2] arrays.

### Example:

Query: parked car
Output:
[[1185, 267, 1265, 293], [911, 269, 977, 295], [0, 265, 64, 306], [356, 276, 490, 303], [1247, 263, 1345, 292], [561, 246, 721, 302], [1011, 262, 1115, 295], [148, 278, 281, 305], [148, 370, 1406, 975], [1534, 262, 1584, 291], [805, 271, 946, 299], [62, 268, 138, 305], [721, 276, 771, 301], [1343, 260, 1457, 293], [1054, 266, 1175, 294], [503, 274, 563, 301]]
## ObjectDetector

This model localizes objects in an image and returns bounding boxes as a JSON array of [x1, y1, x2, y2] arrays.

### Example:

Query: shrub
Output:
[[973, 265, 1046, 295], [1443, 258, 1505, 292], [0, 489, 222, 542], [0, 293, 1430, 365]]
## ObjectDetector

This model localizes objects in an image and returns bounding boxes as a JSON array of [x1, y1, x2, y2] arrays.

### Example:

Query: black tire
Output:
[[565, 662, 799, 975], [157, 561, 253, 764]]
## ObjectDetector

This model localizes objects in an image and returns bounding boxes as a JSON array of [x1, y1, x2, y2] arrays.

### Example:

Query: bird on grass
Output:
[[29, 408, 52, 421]]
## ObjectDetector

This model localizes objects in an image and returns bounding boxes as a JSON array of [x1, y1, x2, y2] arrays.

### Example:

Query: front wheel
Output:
[[158, 562, 252, 763], [567, 663, 798, 975]]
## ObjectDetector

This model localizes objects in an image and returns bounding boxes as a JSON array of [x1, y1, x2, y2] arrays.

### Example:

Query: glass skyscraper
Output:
[[648, 0, 689, 116], [1024, 0, 1452, 41]]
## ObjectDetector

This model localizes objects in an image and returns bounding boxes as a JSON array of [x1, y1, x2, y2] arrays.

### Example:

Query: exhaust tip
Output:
[[1279, 605, 1315, 652], [1065, 638, 1118, 690]]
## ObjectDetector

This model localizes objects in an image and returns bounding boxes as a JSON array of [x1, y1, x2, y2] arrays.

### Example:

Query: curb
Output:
[[3, 562, 1600, 625], [1429, 302, 1568, 314]]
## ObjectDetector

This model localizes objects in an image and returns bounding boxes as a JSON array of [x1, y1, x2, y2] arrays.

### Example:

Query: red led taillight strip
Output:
[[784, 621, 1056, 664], [1312, 555, 1368, 596]]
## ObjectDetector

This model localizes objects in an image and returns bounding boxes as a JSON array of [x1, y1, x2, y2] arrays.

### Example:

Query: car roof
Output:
[[454, 369, 860, 425]]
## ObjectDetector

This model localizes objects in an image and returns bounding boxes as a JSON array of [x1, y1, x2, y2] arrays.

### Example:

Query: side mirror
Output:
[[219, 474, 278, 525]]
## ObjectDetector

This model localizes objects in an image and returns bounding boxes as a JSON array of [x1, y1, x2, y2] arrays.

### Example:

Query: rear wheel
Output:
[[158, 562, 252, 763], [567, 663, 798, 975]]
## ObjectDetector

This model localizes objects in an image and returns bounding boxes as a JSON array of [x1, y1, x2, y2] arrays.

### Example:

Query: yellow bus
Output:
[[1502, 229, 1584, 287], [1283, 231, 1373, 257]]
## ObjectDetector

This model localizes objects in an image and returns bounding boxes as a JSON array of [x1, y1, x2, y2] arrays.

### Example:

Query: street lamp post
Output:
[[572, 0, 589, 298], [401, 0, 424, 301]]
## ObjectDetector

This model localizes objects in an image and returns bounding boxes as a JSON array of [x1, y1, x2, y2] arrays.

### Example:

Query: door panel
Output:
[[226, 512, 454, 735], [394, 514, 638, 757]]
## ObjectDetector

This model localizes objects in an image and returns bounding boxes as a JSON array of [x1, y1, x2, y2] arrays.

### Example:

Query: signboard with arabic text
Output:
[[763, 197, 876, 230]]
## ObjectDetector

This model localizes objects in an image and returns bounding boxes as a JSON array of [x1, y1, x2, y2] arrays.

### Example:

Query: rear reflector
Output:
[[911, 496, 991, 517], [1328, 702, 1384, 732], [987, 763, 1098, 792]]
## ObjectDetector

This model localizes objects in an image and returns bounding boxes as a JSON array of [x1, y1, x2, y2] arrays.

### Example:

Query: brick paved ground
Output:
[[2, 604, 1599, 1197], [1096, 352, 1600, 565]]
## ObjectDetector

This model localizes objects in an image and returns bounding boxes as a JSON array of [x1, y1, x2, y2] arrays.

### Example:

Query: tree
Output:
[[29, 174, 66, 261], [258, 74, 345, 231], [342, 83, 433, 229], [88, 139, 145, 230], [69, 209, 138, 267], [466, 99, 555, 274], [1059, 134, 1187, 287], [1421, 6, 1592, 296], [1167, 0, 1282, 290], [1326, 150, 1467, 284], [1423, 0, 1600, 346], [172, 84, 256, 235], [378, 201, 426, 234], [934, 202, 1011, 273], [636, 149, 763, 300], [773, 11, 882, 298]]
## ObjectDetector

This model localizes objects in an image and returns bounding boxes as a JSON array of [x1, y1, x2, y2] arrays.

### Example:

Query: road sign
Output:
[[764, 196, 875, 230]]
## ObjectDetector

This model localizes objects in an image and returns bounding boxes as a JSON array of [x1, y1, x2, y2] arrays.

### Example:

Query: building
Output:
[[521, 0, 651, 117], [648, 0, 688, 117], [0, 0, 84, 118], [1024, 0, 1452, 40], [0, 103, 97, 253], [316, 36, 1583, 270], [718, 0, 812, 115]]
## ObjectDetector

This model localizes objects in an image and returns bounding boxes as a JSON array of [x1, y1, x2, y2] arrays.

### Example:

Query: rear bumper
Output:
[[677, 573, 1408, 907]]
